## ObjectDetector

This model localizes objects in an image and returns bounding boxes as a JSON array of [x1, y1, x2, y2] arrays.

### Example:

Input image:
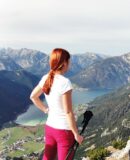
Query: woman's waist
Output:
[[46, 114, 70, 129], [47, 112, 67, 121], [48, 110, 66, 117]]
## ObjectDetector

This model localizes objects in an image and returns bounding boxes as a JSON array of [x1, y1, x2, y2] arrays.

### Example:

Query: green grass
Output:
[[23, 141, 44, 153], [8, 150, 25, 158], [8, 141, 44, 157], [35, 125, 44, 137], [0, 128, 8, 137], [6, 127, 35, 145], [0, 128, 9, 150]]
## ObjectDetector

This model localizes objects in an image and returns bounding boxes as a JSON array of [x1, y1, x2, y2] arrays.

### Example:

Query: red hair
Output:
[[42, 48, 70, 95]]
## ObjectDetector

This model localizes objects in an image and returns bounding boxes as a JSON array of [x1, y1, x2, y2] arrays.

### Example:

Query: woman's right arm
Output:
[[30, 85, 49, 114], [62, 89, 83, 145]]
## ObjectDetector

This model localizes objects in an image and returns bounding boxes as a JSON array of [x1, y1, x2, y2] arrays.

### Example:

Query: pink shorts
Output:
[[43, 125, 75, 160]]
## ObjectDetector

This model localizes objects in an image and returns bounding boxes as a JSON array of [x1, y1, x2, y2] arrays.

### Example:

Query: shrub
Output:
[[112, 140, 126, 149], [87, 147, 110, 160]]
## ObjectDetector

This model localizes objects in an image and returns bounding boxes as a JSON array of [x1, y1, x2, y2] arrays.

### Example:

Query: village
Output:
[[0, 134, 44, 160]]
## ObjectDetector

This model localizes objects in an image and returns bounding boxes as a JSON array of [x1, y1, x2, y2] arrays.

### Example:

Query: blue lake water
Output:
[[15, 89, 112, 126]]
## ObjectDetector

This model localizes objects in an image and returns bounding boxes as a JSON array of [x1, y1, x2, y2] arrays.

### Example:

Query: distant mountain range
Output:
[[66, 52, 107, 77], [1, 48, 130, 89], [0, 48, 49, 76], [0, 48, 107, 77], [71, 53, 130, 89], [0, 70, 39, 128]]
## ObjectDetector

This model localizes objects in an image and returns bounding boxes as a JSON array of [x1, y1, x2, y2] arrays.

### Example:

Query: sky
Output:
[[0, 0, 130, 56]]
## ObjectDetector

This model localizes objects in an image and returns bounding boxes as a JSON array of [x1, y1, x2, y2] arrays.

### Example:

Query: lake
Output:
[[15, 89, 112, 126]]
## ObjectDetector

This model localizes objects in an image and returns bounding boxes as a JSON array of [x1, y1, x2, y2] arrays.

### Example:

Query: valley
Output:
[[0, 48, 130, 159]]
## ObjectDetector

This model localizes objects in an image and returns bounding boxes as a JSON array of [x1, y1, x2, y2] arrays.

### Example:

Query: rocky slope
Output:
[[106, 140, 130, 160]]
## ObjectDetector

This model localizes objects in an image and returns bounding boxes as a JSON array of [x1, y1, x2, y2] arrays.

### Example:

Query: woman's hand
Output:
[[44, 108, 49, 114], [74, 133, 84, 145]]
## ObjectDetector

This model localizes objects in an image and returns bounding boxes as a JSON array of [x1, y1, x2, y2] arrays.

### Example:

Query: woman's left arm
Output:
[[30, 85, 48, 114]]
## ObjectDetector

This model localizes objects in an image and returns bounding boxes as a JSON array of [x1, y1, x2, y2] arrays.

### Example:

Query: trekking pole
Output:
[[65, 110, 93, 160]]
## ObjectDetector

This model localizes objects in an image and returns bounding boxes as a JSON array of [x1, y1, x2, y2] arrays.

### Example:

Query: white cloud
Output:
[[0, 0, 130, 55]]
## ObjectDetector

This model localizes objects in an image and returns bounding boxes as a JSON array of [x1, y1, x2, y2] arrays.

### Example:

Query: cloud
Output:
[[0, 0, 130, 55]]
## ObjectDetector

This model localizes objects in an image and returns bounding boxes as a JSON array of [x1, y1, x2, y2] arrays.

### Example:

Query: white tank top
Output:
[[38, 74, 73, 130]]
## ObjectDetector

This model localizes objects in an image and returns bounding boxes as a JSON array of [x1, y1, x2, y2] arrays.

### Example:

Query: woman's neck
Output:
[[55, 70, 65, 75]]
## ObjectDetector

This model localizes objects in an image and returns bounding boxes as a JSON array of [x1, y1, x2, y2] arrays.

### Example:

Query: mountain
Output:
[[122, 52, 130, 67], [0, 48, 107, 77], [0, 70, 39, 128], [66, 52, 107, 77], [71, 53, 130, 89], [0, 48, 49, 76], [0, 54, 22, 71], [74, 83, 130, 159]]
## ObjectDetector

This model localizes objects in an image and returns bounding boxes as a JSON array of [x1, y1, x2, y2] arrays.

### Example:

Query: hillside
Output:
[[0, 70, 39, 128], [90, 83, 130, 130], [74, 83, 130, 159], [71, 53, 130, 89]]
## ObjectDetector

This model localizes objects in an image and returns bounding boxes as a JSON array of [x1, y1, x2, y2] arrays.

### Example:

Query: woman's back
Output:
[[39, 74, 73, 129]]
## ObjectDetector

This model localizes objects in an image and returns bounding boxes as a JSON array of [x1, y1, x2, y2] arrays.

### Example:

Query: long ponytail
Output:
[[42, 48, 70, 95], [42, 70, 55, 94]]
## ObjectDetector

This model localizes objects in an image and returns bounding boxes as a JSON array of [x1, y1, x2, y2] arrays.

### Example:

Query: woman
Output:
[[30, 48, 83, 160]]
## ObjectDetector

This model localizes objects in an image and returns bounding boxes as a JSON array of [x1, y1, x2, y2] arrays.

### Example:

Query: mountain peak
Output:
[[122, 52, 130, 64]]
